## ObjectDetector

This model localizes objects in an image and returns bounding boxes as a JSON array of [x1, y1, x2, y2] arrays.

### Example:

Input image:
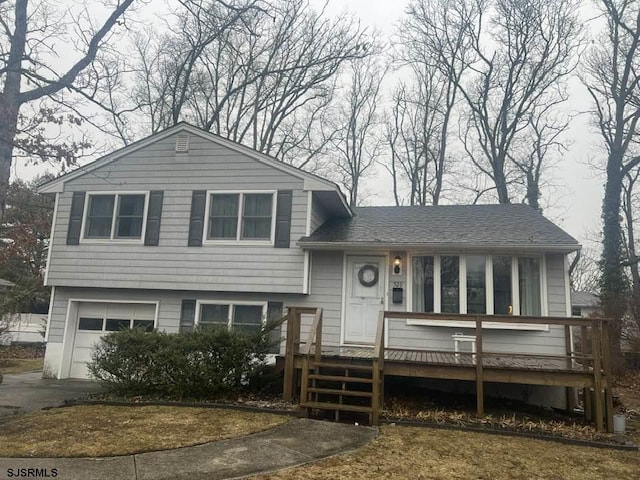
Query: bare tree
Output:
[[453, 0, 581, 205], [384, 0, 477, 206], [385, 77, 445, 206], [112, 0, 371, 170], [0, 0, 137, 223], [330, 57, 386, 206], [584, 0, 640, 363]]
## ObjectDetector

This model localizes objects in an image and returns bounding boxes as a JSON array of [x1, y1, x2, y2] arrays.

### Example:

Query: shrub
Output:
[[88, 326, 275, 398]]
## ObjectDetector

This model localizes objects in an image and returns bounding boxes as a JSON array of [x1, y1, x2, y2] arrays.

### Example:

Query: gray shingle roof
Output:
[[571, 291, 599, 307], [299, 204, 580, 250]]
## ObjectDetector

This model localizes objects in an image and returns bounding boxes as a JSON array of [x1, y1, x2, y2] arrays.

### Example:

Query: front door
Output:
[[344, 255, 386, 344]]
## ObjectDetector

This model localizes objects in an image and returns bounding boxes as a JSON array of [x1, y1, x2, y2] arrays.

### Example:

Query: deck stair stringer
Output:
[[299, 357, 383, 425]]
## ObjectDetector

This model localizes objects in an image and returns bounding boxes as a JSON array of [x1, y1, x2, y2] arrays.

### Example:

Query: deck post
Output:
[[564, 325, 576, 411], [283, 307, 299, 402], [601, 320, 614, 433], [581, 325, 592, 421], [300, 355, 310, 417], [475, 316, 484, 417], [591, 319, 604, 432], [372, 358, 380, 425]]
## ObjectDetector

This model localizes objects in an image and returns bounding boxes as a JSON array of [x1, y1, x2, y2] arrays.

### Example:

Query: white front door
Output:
[[344, 255, 386, 344]]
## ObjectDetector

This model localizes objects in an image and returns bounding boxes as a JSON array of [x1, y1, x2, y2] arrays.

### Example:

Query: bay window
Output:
[[410, 254, 546, 322]]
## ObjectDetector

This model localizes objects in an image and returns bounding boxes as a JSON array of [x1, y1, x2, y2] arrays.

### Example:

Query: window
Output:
[[206, 192, 274, 242], [78, 317, 103, 331], [209, 194, 239, 239], [76, 303, 157, 332], [412, 256, 434, 313], [571, 306, 581, 317], [519, 257, 541, 316], [84, 193, 147, 240], [493, 256, 512, 315], [441, 256, 460, 313], [409, 254, 546, 326], [197, 301, 265, 332], [466, 255, 486, 314]]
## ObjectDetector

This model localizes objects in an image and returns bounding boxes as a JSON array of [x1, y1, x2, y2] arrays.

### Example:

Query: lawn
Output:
[[0, 405, 288, 457], [0, 357, 43, 374], [255, 424, 639, 480]]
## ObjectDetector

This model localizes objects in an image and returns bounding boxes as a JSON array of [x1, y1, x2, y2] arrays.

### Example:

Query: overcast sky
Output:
[[307, 0, 605, 248], [14, 0, 605, 248]]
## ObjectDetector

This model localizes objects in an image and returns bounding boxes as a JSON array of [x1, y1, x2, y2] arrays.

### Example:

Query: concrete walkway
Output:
[[0, 418, 377, 480], [0, 372, 102, 417]]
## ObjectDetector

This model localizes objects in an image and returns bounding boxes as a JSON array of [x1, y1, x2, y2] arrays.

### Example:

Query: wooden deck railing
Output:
[[282, 306, 323, 402], [282, 307, 614, 432], [377, 311, 614, 432]]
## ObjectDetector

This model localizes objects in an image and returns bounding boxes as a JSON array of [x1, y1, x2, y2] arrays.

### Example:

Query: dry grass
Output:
[[255, 425, 639, 480], [0, 358, 43, 374], [0, 405, 287, 458]]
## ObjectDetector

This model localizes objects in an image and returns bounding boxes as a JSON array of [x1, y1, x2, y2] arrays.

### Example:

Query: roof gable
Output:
[[37, 123, 349, 210]]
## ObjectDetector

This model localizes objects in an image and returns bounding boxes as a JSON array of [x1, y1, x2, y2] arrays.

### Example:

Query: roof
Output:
[[571, 291, 599, 308], [36, 123, 352, 217], [299, 204, 580, 251]]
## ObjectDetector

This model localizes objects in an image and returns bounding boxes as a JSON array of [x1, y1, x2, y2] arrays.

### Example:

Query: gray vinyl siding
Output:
[[386, 253, 568, 355], [310, 193, 329, 233], [47, 133, 307, 294], [47, 249, 344, 346]]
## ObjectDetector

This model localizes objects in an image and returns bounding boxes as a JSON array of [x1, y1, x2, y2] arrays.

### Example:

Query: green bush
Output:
[[88, 326, 275, 398]]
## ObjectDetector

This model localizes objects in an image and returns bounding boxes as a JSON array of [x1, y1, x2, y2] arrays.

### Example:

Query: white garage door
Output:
[[70, 302, 156, 378]]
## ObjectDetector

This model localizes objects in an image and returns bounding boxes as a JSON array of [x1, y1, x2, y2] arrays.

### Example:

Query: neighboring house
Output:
[[37, 123, 580, 400], [571, 291, 600, 318]]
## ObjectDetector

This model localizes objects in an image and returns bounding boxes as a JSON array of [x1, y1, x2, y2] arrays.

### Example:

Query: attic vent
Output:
[[175, 134, 190, 153]]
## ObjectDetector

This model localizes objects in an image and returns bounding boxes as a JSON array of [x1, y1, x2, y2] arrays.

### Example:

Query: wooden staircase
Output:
[[300, 358, 382, 424]]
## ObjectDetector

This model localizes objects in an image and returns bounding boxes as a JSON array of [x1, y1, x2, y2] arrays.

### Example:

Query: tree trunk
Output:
[[0, 95, 20, 225], [494, 158, 511, 204], [0, 0, 28, 226], [601, 156, 626, 372]]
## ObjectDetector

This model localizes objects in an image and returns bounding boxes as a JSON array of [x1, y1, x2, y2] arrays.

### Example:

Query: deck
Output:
[[280, 308, 614, 431]]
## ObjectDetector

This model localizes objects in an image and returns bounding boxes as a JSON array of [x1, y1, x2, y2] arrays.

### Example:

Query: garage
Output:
[[69, 302, 157, 378]]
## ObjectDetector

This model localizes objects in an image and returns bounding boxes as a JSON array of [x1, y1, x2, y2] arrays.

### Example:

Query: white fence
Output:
[[1, 313, 47, 345]]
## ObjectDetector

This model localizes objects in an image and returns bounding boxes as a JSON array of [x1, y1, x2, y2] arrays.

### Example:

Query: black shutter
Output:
[[179, 299, 197, 333], [66, 191, 86, 245], [267, 301, 284, 354], [144, 191, 164, 246], [274, 190, 292, 248], [188, 190, 207, 246]]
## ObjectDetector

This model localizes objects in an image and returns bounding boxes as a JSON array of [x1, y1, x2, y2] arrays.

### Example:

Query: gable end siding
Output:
[[46, 133, 307, 294]]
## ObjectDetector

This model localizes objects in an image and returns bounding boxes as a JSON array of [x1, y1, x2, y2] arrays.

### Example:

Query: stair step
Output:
[[308, 374, 373, 383], [301, 401, 373, 414], [308, 387, 373, 397], [309, 361, 373, 371]]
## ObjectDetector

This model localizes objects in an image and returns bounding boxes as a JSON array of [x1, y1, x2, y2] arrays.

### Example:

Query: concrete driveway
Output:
[[0, 372, 102, 417]]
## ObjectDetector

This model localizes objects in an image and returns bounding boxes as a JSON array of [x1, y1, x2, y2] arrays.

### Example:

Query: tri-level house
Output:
[[38, 123, 614, 431]]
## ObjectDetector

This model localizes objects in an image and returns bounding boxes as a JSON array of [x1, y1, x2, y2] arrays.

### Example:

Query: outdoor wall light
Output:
[[393, 255, 402, 275]]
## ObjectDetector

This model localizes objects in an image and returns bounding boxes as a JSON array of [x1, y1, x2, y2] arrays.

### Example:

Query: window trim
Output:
[[203, 190, 277, 245], [406, 253, 549, 331], [80, 191, 150, 243], [195, 300, 267, 331]]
